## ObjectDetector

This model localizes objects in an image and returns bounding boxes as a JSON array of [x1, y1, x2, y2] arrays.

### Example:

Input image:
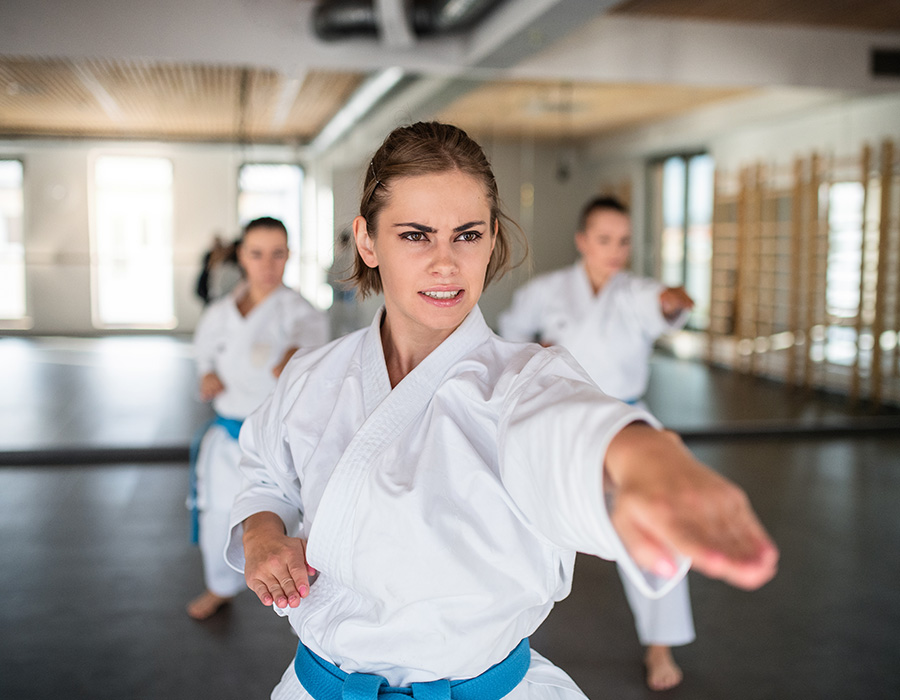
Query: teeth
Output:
[[423, 290, 460, 299]]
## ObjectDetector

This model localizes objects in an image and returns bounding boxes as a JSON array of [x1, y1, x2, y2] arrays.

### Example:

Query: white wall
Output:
[[586, 90, 900, 184], [0, 139, 307, 335]]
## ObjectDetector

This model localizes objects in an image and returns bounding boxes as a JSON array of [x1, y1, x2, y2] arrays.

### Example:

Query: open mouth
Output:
[[421, 290, 462, 300]]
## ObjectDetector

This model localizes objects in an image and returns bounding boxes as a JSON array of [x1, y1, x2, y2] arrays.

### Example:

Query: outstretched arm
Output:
[[242, 511, 317, 608], [605, 423, 778, 590]]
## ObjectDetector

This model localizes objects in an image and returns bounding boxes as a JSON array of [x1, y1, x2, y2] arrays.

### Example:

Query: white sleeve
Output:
[[225, 378, 305, 573], [630, 277, 690, 339], [193, 306, 221, 376], [497, 280, 545, 342], [498, 347, 688, 598]]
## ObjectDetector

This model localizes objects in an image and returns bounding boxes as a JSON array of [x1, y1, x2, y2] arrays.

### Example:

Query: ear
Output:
[[574, 231, 586, 257], [353, 216, 378, 269]]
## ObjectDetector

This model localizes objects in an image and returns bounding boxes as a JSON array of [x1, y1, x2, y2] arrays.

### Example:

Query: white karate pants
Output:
[[196, 426, 247, 597], [617, 563, 695, 647]]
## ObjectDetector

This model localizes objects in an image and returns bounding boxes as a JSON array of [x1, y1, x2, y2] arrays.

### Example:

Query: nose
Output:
[[429, 241, 459, 277]]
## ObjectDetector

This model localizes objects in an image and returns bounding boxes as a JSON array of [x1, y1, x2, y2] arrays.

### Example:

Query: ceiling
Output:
[[0, 0, 898, 150], [435, 81, 751, 140], [0, 58, 364, 143], [610, 0, 900, 31]]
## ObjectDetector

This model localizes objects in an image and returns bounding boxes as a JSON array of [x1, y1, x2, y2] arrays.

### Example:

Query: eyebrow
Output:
[[393, 221, 487, 233]]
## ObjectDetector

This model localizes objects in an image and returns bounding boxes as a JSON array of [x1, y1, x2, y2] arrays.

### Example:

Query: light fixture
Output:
[[308, 67, 404, 154]]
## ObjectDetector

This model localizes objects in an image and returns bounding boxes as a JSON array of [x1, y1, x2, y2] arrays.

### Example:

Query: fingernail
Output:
[[299, 585, 309, 597]]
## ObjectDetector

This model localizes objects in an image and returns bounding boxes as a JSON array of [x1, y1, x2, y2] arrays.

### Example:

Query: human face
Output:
[[353, 170, 496, 348], [238, 226, 289, 296], [575, 209, 631, 289]]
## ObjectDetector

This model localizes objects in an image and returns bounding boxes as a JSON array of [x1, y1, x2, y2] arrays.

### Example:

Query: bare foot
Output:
[[186, 590, 232, 620], [645, 645, 683, 691]]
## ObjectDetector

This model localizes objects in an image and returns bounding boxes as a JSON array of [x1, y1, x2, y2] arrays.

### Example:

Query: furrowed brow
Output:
[[453, 220, 487, 233], [393, 222, 436, 233]]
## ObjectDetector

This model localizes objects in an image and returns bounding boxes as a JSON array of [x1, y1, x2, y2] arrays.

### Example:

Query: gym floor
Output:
[[1, 335, 898, 699]]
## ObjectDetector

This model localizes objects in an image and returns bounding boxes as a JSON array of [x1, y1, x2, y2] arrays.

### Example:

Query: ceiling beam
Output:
[[510, 14, 900, 91]]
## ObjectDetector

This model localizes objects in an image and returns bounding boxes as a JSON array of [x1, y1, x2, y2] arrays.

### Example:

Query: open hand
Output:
[[606, 425, 778, 590], [242, 512, 317, 608]]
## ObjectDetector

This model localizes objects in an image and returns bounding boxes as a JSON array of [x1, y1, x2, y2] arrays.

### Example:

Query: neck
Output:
[[379, 310, 454, 388], [583, 262, 614, 296], [238, 283, 277, 315]]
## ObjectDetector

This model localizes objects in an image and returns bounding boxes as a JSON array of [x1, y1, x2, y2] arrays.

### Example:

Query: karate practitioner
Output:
[[225, 122, 778, 700], [498, 196, 696, 690], [187, 216, 328, 620]]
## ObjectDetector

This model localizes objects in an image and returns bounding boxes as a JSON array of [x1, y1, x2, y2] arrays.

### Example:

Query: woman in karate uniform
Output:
[[498, 197, 695, 690], [187, 216, 328, 620], [225, 123, 777, 700]]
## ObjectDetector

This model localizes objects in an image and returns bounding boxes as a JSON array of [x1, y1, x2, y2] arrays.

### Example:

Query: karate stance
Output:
[[225, 123, 778, 700], [499, 196, 695, 690], [187, 216, 328, 620]]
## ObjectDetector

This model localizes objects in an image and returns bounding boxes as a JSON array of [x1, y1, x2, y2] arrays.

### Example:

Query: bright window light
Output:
[[238, 164, 303, 289], [825, 182, 864, 319], [0, 160, 25, 320], [654, 153, 714, 330], [92, 156, 175, 328]]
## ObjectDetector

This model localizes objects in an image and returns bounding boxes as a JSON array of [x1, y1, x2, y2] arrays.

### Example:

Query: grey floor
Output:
[[1, 335, 899, 699]]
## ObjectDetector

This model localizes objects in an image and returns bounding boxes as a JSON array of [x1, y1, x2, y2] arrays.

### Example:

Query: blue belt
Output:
[[293, 638, 530, 700], [187, 414, 244, 544]]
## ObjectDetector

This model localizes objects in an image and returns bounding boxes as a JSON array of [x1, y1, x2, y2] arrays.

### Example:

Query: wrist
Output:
[[242, 512, 286, 545]]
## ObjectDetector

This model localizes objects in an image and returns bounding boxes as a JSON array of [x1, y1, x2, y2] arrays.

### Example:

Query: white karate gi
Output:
[[226, 305, 688, 700], [194, 283, 328, 596], [499, 264, 695, 648]]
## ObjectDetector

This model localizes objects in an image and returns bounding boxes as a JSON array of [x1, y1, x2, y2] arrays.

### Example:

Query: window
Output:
[[825, 182, 865, 320], [0, 160, 26, 321], [824, 181, 869, 367], [650, 153, 714, 330], [92, 156, 175, 328], [238, 164, 303, 289]]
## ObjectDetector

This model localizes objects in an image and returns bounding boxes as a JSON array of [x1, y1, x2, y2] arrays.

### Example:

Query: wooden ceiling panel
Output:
[[611, 0, 900, 31], [436, 80, 751, 140], [0, 56, 365, 143]]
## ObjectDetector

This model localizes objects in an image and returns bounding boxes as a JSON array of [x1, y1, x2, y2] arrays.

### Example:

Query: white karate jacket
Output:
[[226, 305, 685, 695], [194, 283, 329, 419], [498, 266, 687, 402]]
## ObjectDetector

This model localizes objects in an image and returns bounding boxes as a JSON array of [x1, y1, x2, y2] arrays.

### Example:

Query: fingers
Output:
[[242, 530, 316, 609], [698, 487, 778, 589], [613, 515, 682, 579], [661, 287, 695, 313], [248, 579, 275, 607], [688, 518, 779, 590], [247, 565, 311, 608], [610, 458, 779, 592]]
